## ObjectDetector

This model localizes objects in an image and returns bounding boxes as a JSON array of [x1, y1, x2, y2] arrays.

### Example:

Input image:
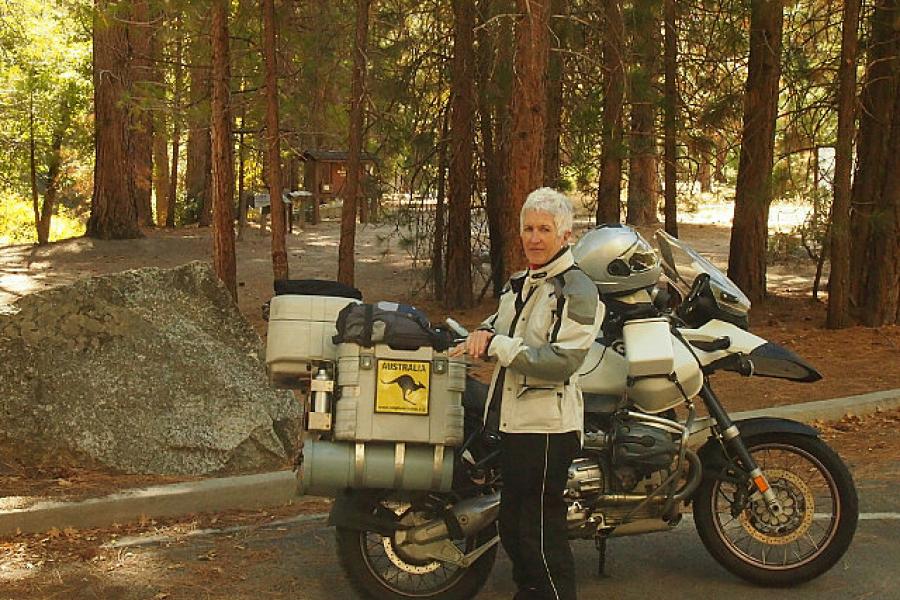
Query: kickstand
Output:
[[595, 536, 610, 578]]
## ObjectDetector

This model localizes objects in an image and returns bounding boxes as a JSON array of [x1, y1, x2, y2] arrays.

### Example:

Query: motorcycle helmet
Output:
[[572, 224, 662, 296]]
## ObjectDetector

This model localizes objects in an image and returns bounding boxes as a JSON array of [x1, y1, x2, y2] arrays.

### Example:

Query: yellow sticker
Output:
[[376, 359, 430, 415]]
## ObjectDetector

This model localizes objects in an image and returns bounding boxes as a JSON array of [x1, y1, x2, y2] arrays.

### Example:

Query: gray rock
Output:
[[0, 262, 302, 475]]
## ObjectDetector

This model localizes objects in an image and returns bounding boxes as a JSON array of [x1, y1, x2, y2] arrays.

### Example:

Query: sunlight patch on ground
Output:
[[678, 199, 810, 232], [0, 272, 42, 298]]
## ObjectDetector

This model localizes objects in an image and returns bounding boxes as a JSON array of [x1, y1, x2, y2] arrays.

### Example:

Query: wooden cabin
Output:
[[301, 149, 377, 224]]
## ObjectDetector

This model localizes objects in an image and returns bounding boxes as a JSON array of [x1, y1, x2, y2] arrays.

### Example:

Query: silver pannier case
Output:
[[266, 295, 465, 497]]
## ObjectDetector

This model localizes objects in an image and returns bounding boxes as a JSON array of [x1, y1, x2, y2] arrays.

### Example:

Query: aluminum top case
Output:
[[266, 294, 360, 387]]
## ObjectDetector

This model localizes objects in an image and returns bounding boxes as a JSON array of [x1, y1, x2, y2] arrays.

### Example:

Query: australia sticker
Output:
[[376, 360, 430, 415]]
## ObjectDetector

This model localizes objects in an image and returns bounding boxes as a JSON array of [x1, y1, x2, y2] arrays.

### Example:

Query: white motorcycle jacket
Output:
[[480, 247, 604, 437]]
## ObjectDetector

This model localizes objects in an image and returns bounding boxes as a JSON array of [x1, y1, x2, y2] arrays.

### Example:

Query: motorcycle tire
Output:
[[693, 432, 858, 587], [335, 498, 498, 600]]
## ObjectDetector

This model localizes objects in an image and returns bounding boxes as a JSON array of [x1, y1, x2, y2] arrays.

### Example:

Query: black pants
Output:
[[499, 431, 580, 600]]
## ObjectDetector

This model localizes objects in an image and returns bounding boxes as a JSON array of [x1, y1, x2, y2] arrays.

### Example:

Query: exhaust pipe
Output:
[[397, 493, 501, 546]]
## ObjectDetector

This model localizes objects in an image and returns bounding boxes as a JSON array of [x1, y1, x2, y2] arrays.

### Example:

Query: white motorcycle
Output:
[[267, 226, 858, 599]]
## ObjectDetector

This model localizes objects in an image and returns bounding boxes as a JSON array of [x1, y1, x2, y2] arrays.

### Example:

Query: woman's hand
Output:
[[449, 330, 494, 359]]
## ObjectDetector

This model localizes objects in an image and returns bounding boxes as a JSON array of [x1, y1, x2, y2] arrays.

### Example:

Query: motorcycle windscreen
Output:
[[748, 343, 822, 382]]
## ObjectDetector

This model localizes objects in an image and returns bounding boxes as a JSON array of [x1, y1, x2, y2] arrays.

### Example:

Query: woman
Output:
[[452, 187, 604, 600]]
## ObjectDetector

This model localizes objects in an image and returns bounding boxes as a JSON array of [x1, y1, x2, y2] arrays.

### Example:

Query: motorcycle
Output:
[[273, 227, 858, 599]]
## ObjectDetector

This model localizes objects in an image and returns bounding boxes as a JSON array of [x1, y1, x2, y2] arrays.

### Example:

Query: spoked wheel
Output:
[[336, 497, 497, 600], [694, 433, 858, 586]]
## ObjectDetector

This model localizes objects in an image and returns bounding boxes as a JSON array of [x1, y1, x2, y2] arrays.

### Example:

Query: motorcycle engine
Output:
[[612, 418, 678, 474]]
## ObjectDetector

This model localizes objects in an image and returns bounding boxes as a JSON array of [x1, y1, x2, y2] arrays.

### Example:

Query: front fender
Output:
[[696, 417, 820, 478]]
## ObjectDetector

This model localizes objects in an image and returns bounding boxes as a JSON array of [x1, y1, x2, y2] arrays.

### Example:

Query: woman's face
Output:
[[521, 210, 570, 266]]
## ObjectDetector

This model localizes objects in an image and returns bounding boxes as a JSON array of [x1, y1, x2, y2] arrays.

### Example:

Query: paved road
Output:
[[112, 478, 899, 600]]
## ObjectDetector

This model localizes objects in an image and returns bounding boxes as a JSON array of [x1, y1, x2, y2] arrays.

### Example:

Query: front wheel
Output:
[[693, 433, 858, 586], [335, 497, 498, 599]]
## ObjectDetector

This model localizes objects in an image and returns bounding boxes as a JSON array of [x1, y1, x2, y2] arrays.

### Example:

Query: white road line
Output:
[[681, 512, 900, 522]]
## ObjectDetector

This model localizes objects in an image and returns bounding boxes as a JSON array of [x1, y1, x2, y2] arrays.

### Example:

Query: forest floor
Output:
[[0, 200, 898, 505]]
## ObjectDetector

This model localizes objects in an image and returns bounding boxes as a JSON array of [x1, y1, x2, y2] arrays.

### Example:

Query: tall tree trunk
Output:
[[153, 121, 170, 227], [726, 0, 784, 305], [39, 116, 68, 244], [338, 0, 370, 286], [262, 0, 289, 280], [713, 133, 728, 183], [626, 0, 661, 226], [662, 0, 678, 236], [130, 0, 154, 227], [596, 0, 625, 224], [150, 20, 170, 228], [697, 136, 713, 192], [37, 94, 74, 244], [433, 107, 449, 300], [543, 0, 567, 189], [186, 26, 212, 226], [236, 83, 248, 240], [502, 0, 551, 278], [167, 20, 183, 228], [446, 0, 476, 309], [850, 0, 899, 324], [862, 84, 900, 325], [88, 0, 143, 240], [476, 0, 512, 296], [210, 0, 237, 299], [827, 0, 862, 329], [150, 6, 169, 227], [29, 83, 40, 241]]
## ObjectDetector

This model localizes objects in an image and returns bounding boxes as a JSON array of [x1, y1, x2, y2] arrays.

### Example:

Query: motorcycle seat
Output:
[[583, 393, 625, 415]]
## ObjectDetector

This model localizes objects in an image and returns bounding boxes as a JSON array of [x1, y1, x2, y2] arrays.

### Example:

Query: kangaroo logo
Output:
[[379, 374, 426, 405]]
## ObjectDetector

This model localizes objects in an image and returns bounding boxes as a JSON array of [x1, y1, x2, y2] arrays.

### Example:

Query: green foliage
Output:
[[0, 191, 84, 245], [0, 0, 92, 244]]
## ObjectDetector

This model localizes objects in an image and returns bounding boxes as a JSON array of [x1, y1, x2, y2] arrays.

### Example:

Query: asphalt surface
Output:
[[101, 477, 899, 600]]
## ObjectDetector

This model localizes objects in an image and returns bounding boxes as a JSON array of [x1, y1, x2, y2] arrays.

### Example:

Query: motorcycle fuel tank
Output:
[[578, 333, 703, 414]]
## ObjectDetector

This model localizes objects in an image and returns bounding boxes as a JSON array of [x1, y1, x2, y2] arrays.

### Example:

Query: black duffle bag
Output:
[[263, 279, 362, 322], [333, 301, 451, 351], [274, 279, 363, 300]]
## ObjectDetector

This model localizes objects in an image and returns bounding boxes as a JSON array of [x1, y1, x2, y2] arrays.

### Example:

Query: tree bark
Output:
[[149, 6, 169, 227], [88, 0, 143, 240], [726, 0, 784, 305], [186, 26, 212, 226], [502, 0, 551, 277], [338, 0, 370, 286], [446, 0, 476, 309], [167, 20, 183, 229], [596, 0, 625, 224], [827, 0, 861, 329], [543, 0, 567, 189], [262, 0, 289, 280], [662, 0, 678, 236], [433, 107, 449, 300], [210, 0, 237, 300], [29, 84, 40, 241], [626, 0, 661, 226], [862, 83, 900, 325], [37, 94, 74, 244], [130, 0, 154, 227], [850, 0, 899, 325], [476, 0, 512, 296]]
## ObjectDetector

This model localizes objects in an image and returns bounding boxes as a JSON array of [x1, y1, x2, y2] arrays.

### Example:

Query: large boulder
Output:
[[0, 262, 301, 475]]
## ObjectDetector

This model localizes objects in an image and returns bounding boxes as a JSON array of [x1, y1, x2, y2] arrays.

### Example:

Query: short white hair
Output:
[[520, 187, 574, 235]]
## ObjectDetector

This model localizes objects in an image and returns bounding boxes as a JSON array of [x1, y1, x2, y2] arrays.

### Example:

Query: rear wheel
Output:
[[694, 433, 858, 586], [336, 497, 497, 599]]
